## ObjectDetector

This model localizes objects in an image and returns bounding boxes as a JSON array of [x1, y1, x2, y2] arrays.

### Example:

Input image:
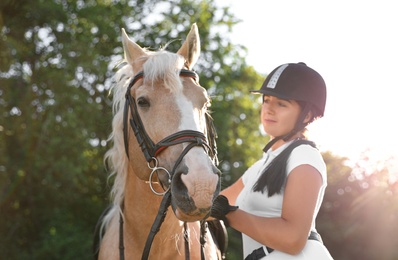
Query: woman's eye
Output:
[[137, 97, 150, 107]]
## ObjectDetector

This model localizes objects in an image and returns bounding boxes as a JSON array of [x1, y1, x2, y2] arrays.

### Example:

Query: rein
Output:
[[121, 69, 218, 260]]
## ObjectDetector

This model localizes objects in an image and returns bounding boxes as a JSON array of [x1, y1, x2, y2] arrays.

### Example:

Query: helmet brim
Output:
[[250, 89, 294, 101]]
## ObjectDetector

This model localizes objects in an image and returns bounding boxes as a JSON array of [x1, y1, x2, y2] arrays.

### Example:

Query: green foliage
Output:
[[1, 0, 398, 259]]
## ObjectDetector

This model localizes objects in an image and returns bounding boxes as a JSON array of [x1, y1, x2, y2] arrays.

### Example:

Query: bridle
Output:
[[121, 68, 219, 260]]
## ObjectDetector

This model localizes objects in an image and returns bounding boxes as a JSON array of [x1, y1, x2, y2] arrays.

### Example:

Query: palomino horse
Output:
[[95, 24, 225, 259]]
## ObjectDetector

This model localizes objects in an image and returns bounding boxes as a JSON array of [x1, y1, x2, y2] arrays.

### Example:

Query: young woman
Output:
[[211, 63, 333, 259]]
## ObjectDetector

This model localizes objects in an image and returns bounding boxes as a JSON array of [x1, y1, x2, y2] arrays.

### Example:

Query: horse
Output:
[[94, 24, 226, 260]]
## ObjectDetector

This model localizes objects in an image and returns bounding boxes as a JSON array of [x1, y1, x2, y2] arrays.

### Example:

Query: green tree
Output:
[[0, 0, 120, 258]]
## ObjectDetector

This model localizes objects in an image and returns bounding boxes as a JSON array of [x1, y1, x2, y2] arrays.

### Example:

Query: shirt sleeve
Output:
[[286, 144, 327, 184]]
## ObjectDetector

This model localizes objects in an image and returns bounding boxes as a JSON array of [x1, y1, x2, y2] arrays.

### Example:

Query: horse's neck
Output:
[[123, 172, 166, 230], [123, 173, 203, 258]]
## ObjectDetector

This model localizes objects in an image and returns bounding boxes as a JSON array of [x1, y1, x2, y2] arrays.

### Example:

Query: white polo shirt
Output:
[[235, 141, 328, 259]]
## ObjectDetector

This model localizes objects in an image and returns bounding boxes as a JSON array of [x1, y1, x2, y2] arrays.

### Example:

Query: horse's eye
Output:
[[137, 97, 150, 108]]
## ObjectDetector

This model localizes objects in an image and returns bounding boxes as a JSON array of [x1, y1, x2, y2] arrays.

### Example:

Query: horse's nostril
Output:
[[172, 164, 189, 188], [171, 170, 196, 213], [172, 170, 187, 192]]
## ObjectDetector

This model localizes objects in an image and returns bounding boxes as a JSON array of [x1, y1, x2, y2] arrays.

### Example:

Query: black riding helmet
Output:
[[251, 62, 327, 152]]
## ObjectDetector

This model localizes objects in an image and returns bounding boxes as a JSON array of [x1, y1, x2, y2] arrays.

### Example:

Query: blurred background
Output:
[[1, 0, 397, 259]]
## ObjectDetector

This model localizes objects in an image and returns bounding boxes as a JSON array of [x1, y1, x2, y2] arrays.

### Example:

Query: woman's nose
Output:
[[263, 103, 275, 114]]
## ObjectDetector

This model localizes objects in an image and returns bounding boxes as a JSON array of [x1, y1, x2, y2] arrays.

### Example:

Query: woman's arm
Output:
[[226, 164, 322, 255]]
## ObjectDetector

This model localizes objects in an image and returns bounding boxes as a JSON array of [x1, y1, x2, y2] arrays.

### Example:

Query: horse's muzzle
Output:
[[170, 164, 221, 222]]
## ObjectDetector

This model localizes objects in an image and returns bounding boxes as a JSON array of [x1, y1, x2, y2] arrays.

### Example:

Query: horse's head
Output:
[[120, 24, 220, 222]]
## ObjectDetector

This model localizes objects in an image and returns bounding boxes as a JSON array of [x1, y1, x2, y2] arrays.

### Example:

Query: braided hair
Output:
[[252, 139, 317, 196]]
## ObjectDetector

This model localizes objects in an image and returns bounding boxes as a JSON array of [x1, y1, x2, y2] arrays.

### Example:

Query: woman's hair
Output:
[[252, 139, 317, 196]]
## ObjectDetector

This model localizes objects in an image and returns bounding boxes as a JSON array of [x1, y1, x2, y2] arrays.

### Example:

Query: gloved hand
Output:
[[210, 195, 238, 227]]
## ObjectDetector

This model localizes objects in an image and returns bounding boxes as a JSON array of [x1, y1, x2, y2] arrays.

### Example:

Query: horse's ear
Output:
[[121, 28, 146, 66], [177, 23, 201, 69]]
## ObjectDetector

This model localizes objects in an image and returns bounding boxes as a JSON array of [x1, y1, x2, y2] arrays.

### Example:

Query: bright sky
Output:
[[219, 0, 398, 164]]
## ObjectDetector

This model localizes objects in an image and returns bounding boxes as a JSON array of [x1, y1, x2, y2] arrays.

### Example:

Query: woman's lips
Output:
[[264, 119, 276, 124]]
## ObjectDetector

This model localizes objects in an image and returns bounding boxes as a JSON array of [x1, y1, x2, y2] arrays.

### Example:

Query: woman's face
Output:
[[261, 95, 301, 138]]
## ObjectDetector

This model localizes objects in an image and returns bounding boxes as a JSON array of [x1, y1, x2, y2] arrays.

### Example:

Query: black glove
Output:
[[210, 195, 238, 227]]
